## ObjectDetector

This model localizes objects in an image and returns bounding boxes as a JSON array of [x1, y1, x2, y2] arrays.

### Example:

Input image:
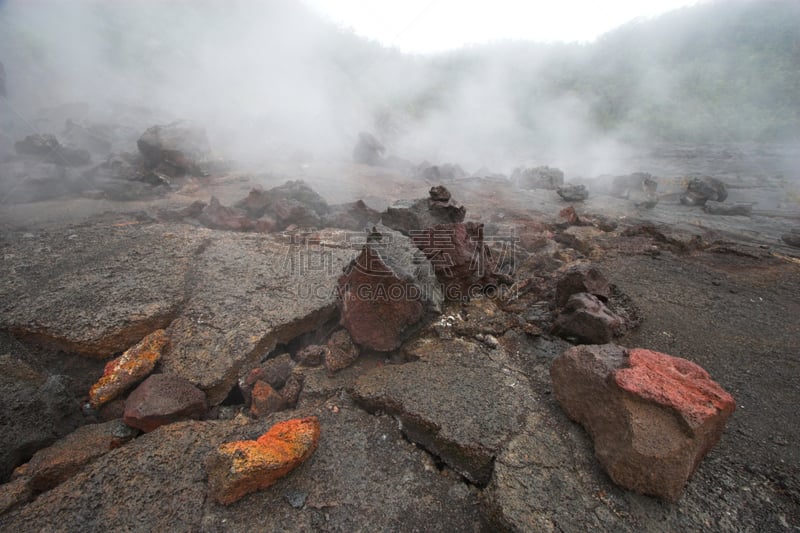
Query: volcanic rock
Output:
[[0, 159, 79, 203], [88, 329, 169, 409], [0, 477, 31, 516], [294, 345, 327, 367], [352, 131, 385, 165], [123, 374, 207, 432], [161, 231, 355, 405], [555, 264, 612, 307], [512, 166, 564, 190], [136, 121, 210, 175], [279, 374, 304, 408], [14, 134, 90, 166], [322, 200, 381, 231], [207, 417, 320, 505], [415, 162, 467, 182], [240, 353, 295, 405], [198, 196, 263, 232], [703, 201, 752, 216], [411, 222, 499, 300], [249, 381, 287, 418], [680, 176, 728, 206], [337, 224, 442, 351], [550, 344, 735, 501], [0, 223, 204, 357], [381, 186, 466, 235], [557, 184, 589, 202], [0, 355, 83, 482], [551, 293, 623, 344], [353, 339, 527, 485], [324, 329, 360, 373], [234, 181, 328, 230], [23, 419, 137, 492]]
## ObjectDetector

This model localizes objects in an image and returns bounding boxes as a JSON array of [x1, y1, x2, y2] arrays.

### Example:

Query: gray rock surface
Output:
[[0, 355, 83, 482], [353, 338, 528, 485], [0, 400, 487, 532]]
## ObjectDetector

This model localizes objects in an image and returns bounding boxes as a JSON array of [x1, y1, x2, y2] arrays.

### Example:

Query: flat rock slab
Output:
[[161, 231, 355, 404], [0, 401, 486, 532], [353, 340, 527, 485], [0, 223, 208, 357]]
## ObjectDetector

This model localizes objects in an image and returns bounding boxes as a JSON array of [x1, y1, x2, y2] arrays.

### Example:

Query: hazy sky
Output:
[[304, 0, 702, 53]]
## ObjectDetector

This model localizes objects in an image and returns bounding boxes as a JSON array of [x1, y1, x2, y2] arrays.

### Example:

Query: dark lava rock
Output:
[[234, 181, 328, 230], [512, 166, 564, 190], [123, 374, 207, 432], [14, 134, 90, 166], [0, 355, 83, 482], [557, 184, 589, 202], [680, 176, 728, 206], [23, 419, 137, 492], [415, 162, 467, 182], [0, 404, 486, 531], [198, 197, 264, 232], [324, 329, 360, 373], [782, 230, 800, 248], [136, 121, 210, 175], [0, 223, 205, 357], [322, 200, 381, 231], [411, 222, 502, 300], [551, 293, 623, 344], [353, 339, 527, 485], [550, 344, 735, 501], [555, 264, 612, 308], [294, 345, 327, 367], [381, 186, 466, 236], [337, 224, 442, 351], [249, 381, 287, 418], [240, 353, 296, 405], [352, 131, 385, 165], [703, 201, 752, 216]]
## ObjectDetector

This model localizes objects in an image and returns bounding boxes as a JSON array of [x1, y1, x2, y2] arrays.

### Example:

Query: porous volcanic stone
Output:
[[551, 293, 623, 344], [88, 329, 169, 408], [550, 344, 735, 501], [324, 329, 360, 373], [381, 186, 466, 236], [337, 224, 442, 351], [249, 381, 287, 418], [123, 374, 207, 432], [207, 417, 320, 505], [555, 264, 612, 308]]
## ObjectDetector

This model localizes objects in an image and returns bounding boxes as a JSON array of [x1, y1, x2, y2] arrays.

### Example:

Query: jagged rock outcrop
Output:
[[381, 186, 466, 236], [337, 224, 442, 351], [550, 344, 735, 501], [680, 176, 728, 206], [136, 121, 211, 176]]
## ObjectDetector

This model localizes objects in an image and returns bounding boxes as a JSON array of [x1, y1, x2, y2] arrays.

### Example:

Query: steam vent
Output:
[[1, 1, 799, 531]]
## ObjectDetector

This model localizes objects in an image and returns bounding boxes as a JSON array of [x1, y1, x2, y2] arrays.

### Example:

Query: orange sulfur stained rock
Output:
[[88, 329, 169, 408], [207, 417, 320, 505]]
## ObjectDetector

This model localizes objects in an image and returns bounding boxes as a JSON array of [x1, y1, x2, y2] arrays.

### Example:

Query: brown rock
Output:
[[551, 293, 622, 344], [338, 224, 442, 351], [25, 420, 137, 492], [555, 264, 612, 307], [88, 329, 169, 409], [206, 417, 320, 505], [280, 374, 305, 408], [0, 477, 32, 516], [295, 345, 327, 367], [123, 374, 207, 432], [324, 329, 360, 373], [249, 381, 287, 418], [550, 344, 735, 501], [240, 353, 296, 405]]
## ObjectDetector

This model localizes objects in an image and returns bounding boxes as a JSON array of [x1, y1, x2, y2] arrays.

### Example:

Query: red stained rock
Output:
[[88, 329, 169, 409], [206, 417, 320, 505], [615, 348, 736, 432], [249, 380, 287, 418], [123, 374, 207, 432], [550, 344, 735, 502], [338, 225, 442, 351]]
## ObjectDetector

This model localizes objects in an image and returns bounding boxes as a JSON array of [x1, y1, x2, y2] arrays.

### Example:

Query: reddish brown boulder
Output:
[[88, 329, 169, 409], [550, 344, 735, 501], [338, 224, 442, 351], [280, 374, 305, 408], [324, 329, 360, 373], [249, 381, 287, 418], [206, 417, 320, 505], [123, 374, 207, 432]]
